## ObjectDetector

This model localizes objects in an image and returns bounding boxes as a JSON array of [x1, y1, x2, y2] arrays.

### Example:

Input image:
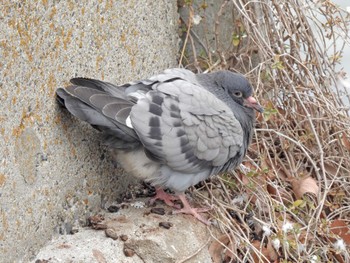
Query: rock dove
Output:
[[56, 68, 263, 224]]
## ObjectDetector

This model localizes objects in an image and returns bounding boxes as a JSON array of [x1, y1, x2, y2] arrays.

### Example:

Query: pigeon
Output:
[[56, 68, 263, 224]]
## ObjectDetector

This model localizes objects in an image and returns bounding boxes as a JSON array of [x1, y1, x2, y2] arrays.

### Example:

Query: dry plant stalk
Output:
[[180, 0, 350, 262]]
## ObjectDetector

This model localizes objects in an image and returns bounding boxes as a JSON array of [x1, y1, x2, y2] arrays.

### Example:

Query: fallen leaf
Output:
[[264, 158, 290, 181], [324, 162, 338, 177], [251, 239, 279, 263], [290, 176, 319, 199], [92, 249, 107, 263], [332, 252, 345, 263], [330, 220, 350, 245], [341, 133, 350, 151], [266, 183, 294, 204], [292, 199, 306, 208], [209, 235, 236, 263], [239, 173, 250, 186]]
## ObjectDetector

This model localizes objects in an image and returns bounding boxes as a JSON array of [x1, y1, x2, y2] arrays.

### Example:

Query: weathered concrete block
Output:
[[0, 1, 178, 262]]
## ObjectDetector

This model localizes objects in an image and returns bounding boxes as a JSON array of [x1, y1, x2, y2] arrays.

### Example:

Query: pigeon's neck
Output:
[[237, 106, 255, 152], [222, 99, 254, 154]]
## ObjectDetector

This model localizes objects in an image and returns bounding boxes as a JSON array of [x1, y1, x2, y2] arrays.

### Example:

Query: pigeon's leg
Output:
[[173, 193, 211, 225], [149, 188, 181, 209]]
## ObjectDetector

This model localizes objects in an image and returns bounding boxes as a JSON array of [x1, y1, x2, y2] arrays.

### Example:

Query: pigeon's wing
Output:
[[55, 69, 194, 146], [130, 78, 244, 174]]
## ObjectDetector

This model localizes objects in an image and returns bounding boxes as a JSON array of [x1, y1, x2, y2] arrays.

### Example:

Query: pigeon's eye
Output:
[[233, 91, 243, 98]]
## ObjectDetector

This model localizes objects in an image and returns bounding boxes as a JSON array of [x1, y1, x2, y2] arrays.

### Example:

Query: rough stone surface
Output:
[[178, 0, 234, 64], [32, 200, 214, 263], [178, 0, 260, 70], [0, 1, 178, 262]]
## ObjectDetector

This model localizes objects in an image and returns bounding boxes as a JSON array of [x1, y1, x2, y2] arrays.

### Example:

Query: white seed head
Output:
[[310, 255, 319, 263], [231, 193, 247, 205], [297, 243, 305, 253], [333, 239, 346, 252], [282, 221, 294, 233], [192, 15, 202, 25], [262, 225, 272, 236], [271, 238, 280, 251]]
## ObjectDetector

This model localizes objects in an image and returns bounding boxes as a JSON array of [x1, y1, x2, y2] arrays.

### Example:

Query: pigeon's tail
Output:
[[56, 78, 141, 149]]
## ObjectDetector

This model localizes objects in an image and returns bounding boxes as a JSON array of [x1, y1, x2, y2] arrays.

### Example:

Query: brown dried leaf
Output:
[[290, 176, 319, 199], [341, 133, 350, 151], [239, 173, 250, 186], [330, 220, 350, 245], [333, 253, 346, 263], [209, 235, 236, 263], [264, 158, 290, 181], [324, 162, 338, 176], [266, 183, 294, 204], [251, 239, 279, 263]]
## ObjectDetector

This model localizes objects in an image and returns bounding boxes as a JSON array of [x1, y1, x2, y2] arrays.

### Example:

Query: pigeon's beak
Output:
[[244, 96, 264, 113]]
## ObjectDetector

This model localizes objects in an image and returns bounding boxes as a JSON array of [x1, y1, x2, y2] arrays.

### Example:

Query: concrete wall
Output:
[[0, 1, 178, 262]]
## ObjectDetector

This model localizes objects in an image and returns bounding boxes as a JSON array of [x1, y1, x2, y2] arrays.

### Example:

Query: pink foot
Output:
[[172, 194, 212, 225], [149, 188, 181, 209]]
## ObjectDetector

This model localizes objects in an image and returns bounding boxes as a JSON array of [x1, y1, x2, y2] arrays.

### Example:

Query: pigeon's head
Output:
[[216, 71, 264, 113]]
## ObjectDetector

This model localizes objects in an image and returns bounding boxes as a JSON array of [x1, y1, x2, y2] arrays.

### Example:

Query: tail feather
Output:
[[71, 78, 128, 99], [56, 88, 118, 129], [89, 94, 131, 109], [69, 86, 105, 103], [56, 78, 141, 148]]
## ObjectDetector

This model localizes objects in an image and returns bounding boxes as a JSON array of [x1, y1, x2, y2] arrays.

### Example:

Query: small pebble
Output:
[[143, 210, 151, 216], [159, 221, 173, 229], [70, 228, 79, 234], [123, 248, 135, 257], [105, 228, 119, 240], [107, 205, 120, 213], [87, 214, 104, 226], [121, 203, 129, 209], [120, 234, 128, 241], [150, 207, 165, 215]]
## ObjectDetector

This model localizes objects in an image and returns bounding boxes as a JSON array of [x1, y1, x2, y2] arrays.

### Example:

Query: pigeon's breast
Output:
[[110, 148, 161, 181], [110, 147, 211, 192]]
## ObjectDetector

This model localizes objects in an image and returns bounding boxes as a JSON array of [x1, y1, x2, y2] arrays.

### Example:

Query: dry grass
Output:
[[179, 0, 350, 262]]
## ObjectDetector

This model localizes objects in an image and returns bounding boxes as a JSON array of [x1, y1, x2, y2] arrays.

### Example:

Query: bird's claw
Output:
[[173, 207, 212, 225], [149, 188, 181, 209]]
